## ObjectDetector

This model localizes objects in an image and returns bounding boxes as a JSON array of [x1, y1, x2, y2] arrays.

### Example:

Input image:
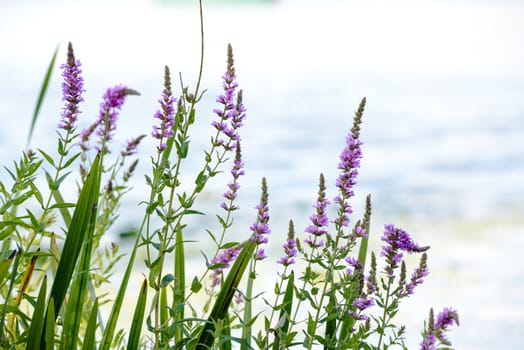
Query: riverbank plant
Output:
[[0, 3, 458, 349]]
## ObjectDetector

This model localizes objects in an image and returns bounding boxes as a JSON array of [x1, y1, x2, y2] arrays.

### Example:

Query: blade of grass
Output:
[[127, 279, 147, 350], [324, 294, 336, 350], [26, 276, 47, 350], [357, 195, 372, 270], [44, 298, 55, 350], [42, 154, 101, 343], [196, 240, 256, 350], [160, 287, 168, 345], [99, 230, 141, 350], [60, 201, 98, 350], [273, 271, 294, 350], [81, 298, 99, 350], [27, 45, 59, 148], [0, 250, 16, 287], [174, 228, 185, 343], [0, 250, 21, 344]]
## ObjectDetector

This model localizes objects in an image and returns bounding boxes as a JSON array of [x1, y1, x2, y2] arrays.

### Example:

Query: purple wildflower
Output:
[[221, 141, 245, 211], [345, 256, 362, 276], [354, 225, 367, 238], [333, 98, 365, 230], [58, 42, 84, 131], [80, 85, 139, 152], [352, 297, 374, 311], [420, 333, 437, 350], [380, 224, 429, 278], [399, 252, 429, 297], [210, 246, 241, 287], [255, 249, 267, 261], [152, 66, 176, 151], [234, 291, 244, 304], [304, 173, 330, 249], [349, 296, 374, 322], [249, 178, 270, 249], [277, 220, 298, 266], [212, 44, 246, 150], [420, 307, 459, 350], [121, 134, 146, 157]]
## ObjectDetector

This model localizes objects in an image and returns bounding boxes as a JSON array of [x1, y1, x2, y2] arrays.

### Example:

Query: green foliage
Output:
[[0, 3, 458, 349]]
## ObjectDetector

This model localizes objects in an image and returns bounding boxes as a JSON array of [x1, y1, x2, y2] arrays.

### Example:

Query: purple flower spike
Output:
[[152, 66, 176, 151], [400, 252, 429, 297], [345, 256, 361, 276], [212, 44, 246, 150], [304, 173, 329, 249], [334, 98, 365, 229], [435, 307, 459, 330], [221, 141, 245, 211], [58, 42, 84, 131], [121, 134, 146, 157], [380, 224, 429, 278], [249, 178, 270, 247], [420, 307, 459, 350], [278, 221, 298, 266], [80, 85, 139, 152], [210, 246, 241, 287]]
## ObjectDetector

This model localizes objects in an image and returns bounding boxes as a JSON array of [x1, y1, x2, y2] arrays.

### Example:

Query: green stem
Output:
[[376, 277, 393, 349]]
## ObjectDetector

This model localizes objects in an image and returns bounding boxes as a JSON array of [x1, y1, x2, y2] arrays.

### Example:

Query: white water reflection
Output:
[[0, 0, 523, 348]]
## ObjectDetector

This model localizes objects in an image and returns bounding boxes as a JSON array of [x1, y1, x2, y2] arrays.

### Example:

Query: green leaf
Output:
[[38, 149, 56, 168], [191, 276, 202, 294], [160, 274, 175, 289], [0, 250, 16, 287], [196, 240, 256, 350], [82, 299, 99, 350], [173, 229, 185, 344], [127, 279, 147, 350], [61, 180, 99, 350], [44, 297, 55, 350], [26, 276, 47, 350], [43, 154, 101, 339], [100, 227, 142, 350], [27, 45, 59, 147]]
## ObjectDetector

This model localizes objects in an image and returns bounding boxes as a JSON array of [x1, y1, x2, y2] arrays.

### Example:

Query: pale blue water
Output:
[[1, 0, 523, 348]]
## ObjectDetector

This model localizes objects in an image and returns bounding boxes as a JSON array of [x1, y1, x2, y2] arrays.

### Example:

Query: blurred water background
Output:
[[1, 0, 523, 348]]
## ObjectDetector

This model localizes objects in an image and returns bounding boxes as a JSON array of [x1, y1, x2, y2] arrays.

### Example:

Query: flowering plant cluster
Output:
[[0, 7, 458, 350]]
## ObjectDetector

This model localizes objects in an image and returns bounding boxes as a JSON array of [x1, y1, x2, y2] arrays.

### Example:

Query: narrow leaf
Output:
[[196, 240, 256, 349], [82, 299, 99, 350], [26, 276, 47, 350], [27, 45, 59, 147], [127, 279, 147, 350], [44, 154, 101, 337]]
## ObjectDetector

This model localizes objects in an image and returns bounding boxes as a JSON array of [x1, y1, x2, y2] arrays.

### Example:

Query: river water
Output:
[[1, 0, 523, 348]]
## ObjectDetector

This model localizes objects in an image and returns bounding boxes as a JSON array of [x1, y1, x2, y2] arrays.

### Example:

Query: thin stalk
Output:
[[376, 277, 393, 349]]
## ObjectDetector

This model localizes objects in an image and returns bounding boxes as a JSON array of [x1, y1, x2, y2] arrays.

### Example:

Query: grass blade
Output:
[[196, 240, 256, 350], [0, 250, 16, 287], [27, 45, 59, 148], [44, 298, 55, 350], [99, 232, 141, 350], [127, 279, 147, 350], [60, 201, 98, 349], [160, 287, 168, 345], [42, 154, 101, 344], [81, 298, 99, 350], [357, 195, 372, 270], [273, 271, 294, 350], [174, 228, 185, 343], [26, 276, 47, 350]]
